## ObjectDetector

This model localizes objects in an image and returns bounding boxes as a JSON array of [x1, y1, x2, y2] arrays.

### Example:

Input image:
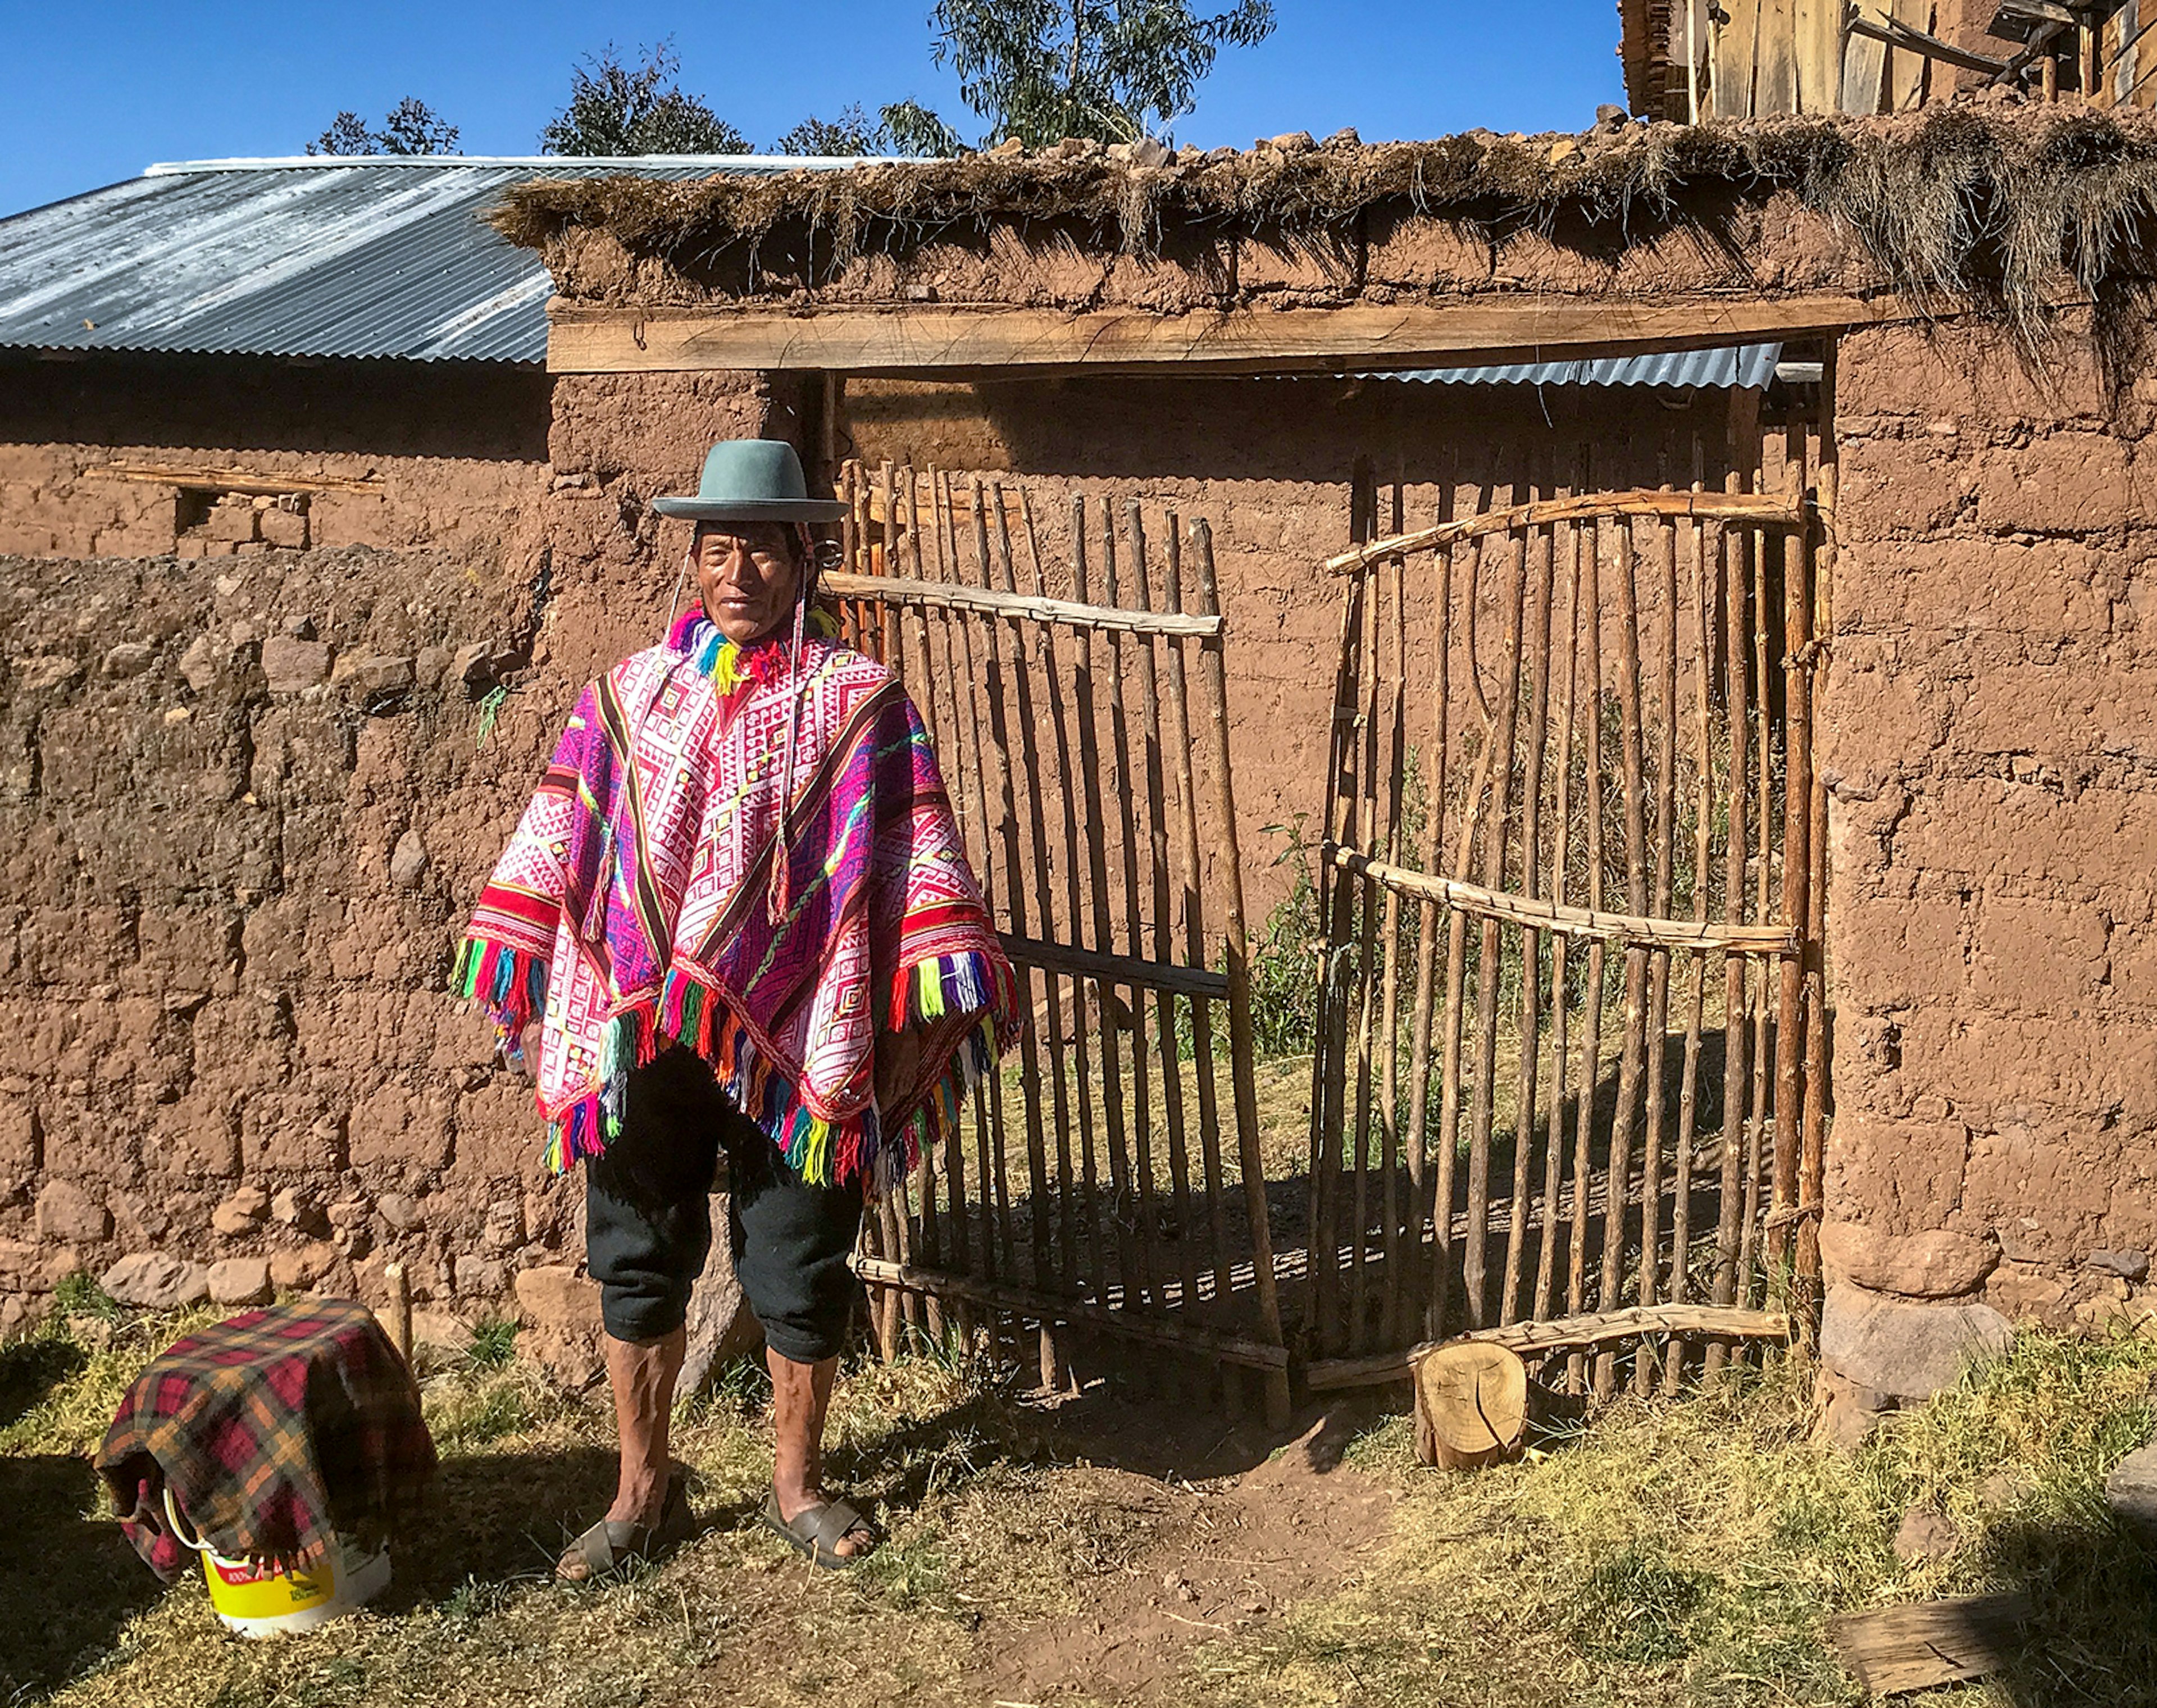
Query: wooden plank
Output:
[[1304, 1304, 1792, 1389], [1794, 0, 1842, 108], [1756, 0, 1799, 110], [1890, 0, 1935, 106], [90, 461, 384, 496], [1828, 1595, 2031, 1695], [850, 1255, 1290, 1368], [821, 569, 1220, 636], [545, 294, 1939, 377], [1715, 0, 1763, 115], [1322, 488, 1807, 576], [1842, 7, 1890, 110], [1849, 10, 2010, 72], [1326, 848, 1795, 951]]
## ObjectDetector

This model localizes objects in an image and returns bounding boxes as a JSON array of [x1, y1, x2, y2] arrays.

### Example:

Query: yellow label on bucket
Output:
[[202, 1550, 338, 1620]]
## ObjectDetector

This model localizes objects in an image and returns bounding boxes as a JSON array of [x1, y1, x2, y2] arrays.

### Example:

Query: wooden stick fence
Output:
[[836, 461, 1290, 1423], [1304, 437, 1822, 1388]]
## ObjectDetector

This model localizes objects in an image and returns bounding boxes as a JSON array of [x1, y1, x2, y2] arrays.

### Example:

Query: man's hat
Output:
[[650, 439, 848, 523]]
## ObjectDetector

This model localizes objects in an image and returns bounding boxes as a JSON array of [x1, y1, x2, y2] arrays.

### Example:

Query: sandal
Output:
[[556, 1468, 697, 1582], [759, 1488, 879, 1570]]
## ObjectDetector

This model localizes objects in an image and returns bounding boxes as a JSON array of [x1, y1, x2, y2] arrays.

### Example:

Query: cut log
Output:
[[1413, 1342, 1528, 1470]]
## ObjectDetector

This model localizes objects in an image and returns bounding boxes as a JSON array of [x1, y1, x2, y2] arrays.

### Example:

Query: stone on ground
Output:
[[2104, 1445, 2157, 1532], [1818, 1282, 2013, 1404], [101, 1252, 211, 1309], [680, 1199, 763, 1393], [514, 1264, 606, 1389], [1892, 1505, 1960, 1564], [207, 1256, 273, 1306]]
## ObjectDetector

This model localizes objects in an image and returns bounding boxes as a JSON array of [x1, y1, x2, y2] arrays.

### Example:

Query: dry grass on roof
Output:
[[496, 104, 2157, 376]]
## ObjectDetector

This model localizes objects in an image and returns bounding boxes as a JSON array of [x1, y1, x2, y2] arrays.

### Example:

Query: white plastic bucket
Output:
[[163, 1486, 392, 1637]]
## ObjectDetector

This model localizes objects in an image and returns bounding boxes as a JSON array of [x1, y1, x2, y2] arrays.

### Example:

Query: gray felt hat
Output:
[[650, 439, 848, 522]]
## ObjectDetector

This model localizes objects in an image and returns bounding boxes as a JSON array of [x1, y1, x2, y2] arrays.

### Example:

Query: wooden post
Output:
[[384, 1261, 413, 1369], [1190, 519, 1293, 1427], [1769, 459, 1811, 1287]]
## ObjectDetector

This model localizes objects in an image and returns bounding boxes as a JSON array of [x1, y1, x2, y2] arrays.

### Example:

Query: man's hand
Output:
[[875, 1026, 924, 1112], [507, 1019, 541, 1083]]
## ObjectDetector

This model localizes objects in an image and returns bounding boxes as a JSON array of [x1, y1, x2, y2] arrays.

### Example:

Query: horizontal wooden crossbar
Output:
[[849, 1256, 1290, 1368], [1304, 1303, 1791, 1390], [1327, 847, 1798, 953], [545, 293, 1926, 377], [90, 462, 386, 497], [820, 570, 1221, 636], [1322, 489, 1809, 576], [999, 932, 1231, 1000]]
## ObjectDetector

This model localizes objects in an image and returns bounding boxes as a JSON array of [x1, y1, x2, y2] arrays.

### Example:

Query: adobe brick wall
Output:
[[0, 366, 779, 1351], [1823, 316, 2157, 1334], [0, 353, 553, 562]]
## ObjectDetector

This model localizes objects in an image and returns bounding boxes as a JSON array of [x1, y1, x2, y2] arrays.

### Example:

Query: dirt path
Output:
[[970, 1407, 1397, 1705]]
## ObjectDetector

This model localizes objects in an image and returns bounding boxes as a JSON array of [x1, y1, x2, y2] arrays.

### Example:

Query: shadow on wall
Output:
[[0, 351, 553, 464], [844, 374, 1736, 486]]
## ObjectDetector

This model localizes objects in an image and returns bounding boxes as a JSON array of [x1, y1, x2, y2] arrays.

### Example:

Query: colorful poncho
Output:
[[457, 608, 1018, 1191]]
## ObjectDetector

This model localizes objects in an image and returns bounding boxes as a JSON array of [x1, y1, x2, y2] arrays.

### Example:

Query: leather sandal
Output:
[[555, 1468, 695, 1583], [759, 1488, 878, 1570]]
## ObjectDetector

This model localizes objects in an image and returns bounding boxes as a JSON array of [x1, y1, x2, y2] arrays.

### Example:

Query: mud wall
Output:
[[0, 353, 553, 562], [0, 367, 781, 1358], [1821, 316, 2157, 1366]]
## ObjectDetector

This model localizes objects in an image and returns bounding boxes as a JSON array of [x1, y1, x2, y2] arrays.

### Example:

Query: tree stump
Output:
[[1412, 1342, 1528, 1470]]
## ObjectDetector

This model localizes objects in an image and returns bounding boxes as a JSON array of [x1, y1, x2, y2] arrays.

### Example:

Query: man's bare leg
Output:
[[607, 1326, 685, 1522], [768, 1346, 873, 1557], [556, 1326, 686, 1581]]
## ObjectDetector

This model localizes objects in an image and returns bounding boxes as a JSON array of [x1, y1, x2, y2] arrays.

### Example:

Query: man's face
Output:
[[693, 522, 802, 645]]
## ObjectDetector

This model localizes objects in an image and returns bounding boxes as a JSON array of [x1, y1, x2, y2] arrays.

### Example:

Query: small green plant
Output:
[[51, 1270, 118, 1320], [465, 1315, 520, 1371], [474, 684, 509, 751], [1246, 816, 1322, 1060]]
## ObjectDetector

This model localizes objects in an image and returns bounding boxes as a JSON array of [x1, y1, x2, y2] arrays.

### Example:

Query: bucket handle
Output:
[[162, 1484, 210, 1555]]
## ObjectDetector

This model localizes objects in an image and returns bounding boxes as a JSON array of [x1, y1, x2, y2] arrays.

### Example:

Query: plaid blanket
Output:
[[459, 608, 1017, 1191], [94, 1299, 435, 1578]]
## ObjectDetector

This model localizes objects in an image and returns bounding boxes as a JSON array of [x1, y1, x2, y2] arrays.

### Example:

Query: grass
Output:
[[4, 1299, 2155, 1707], [1189, 1330, 2157, 1708]]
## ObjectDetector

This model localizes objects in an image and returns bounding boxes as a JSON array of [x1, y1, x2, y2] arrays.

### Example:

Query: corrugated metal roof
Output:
[[1372, 342, 1782, 390], [0, 155, 881, 366]]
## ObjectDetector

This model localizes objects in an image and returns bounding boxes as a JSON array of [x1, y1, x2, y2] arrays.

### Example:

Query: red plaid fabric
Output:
[[94, 1298, 435, 1579]]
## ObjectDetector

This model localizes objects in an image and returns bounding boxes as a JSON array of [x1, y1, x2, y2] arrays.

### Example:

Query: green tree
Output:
[[774, 101, 964, 157], [540, 40, 750, 156], [307, 99, 459, 157], [927, 0, 1275, 147]]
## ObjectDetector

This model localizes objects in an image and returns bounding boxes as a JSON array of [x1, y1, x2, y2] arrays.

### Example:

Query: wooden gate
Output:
[[829, 460, 1290, 1422], [1303, 458, 1826, 1393]]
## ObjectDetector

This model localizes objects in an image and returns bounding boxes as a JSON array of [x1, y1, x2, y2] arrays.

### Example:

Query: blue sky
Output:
[[0, 1, 1624, 217]]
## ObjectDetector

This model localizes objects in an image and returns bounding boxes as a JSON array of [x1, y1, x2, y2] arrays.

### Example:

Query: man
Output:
[[457, 439, 1014, 1574]]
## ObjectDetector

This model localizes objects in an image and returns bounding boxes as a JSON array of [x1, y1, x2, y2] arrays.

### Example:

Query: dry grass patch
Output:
[[1185, 1329, 2157, 1708], [6, 1304, 2154, 1708]]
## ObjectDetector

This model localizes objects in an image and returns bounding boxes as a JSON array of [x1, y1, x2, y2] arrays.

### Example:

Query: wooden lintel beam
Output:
[[545, 293, 1931, 376]]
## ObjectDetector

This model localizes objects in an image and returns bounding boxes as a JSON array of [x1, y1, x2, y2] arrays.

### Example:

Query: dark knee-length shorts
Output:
[[583, 1047, 865, 1364]]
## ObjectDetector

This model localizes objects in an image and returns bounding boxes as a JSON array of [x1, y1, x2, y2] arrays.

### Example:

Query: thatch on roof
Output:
[[494, 106, 2157, 376]]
